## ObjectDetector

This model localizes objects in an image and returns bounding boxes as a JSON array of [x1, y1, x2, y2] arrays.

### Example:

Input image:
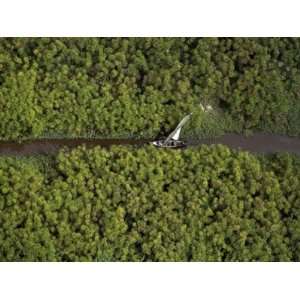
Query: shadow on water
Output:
[[0, 133, 300, 156]]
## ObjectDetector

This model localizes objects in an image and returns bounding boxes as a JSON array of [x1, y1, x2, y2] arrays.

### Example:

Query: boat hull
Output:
[[151, 139, 186, 148]]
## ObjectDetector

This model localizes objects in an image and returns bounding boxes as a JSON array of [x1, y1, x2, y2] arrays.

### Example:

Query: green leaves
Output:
[[1, 38, 300, 140], [0, 145, 299, 261], [0, 67, 45, 139]]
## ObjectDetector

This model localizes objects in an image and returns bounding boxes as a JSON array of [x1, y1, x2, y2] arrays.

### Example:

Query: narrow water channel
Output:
[[0, 133, 299, 156]]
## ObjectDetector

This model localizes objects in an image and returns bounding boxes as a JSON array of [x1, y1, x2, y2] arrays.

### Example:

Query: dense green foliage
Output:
[[1, 38, 300, 140], [0, 145, 299, 261]]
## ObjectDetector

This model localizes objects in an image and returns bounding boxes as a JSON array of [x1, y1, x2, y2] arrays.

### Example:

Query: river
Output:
[[0, 133, 299, 156]]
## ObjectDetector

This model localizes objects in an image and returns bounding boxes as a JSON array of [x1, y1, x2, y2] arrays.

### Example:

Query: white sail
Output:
[[171, 127, 181, 140], [163, 113, 192, 144]]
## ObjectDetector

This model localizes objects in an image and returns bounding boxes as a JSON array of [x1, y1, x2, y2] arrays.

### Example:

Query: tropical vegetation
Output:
[[0, 145, 299, 261], [0, 38, 300, 140]]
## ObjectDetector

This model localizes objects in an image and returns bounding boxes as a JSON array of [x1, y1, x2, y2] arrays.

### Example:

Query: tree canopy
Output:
[[0, 145, 299, 261], [0, 38, 300, 140]]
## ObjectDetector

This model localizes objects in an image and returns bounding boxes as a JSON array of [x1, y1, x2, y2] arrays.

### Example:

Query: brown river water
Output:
[[0, 133, 300, 156]]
